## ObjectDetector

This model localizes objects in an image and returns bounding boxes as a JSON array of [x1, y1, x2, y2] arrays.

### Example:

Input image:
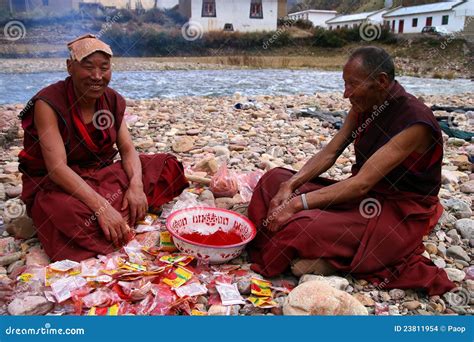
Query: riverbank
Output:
[[0, 92, 473, 316], [0, 50, 471, 79]]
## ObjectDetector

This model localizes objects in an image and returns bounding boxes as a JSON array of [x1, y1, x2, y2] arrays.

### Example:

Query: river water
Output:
[[0, 69, 472, 105]]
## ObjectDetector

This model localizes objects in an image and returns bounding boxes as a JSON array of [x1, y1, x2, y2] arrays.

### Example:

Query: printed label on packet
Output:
[[248, 296, 277, 309], [162, 266, 193, 288], [50, 276, 88, 303], [159, 254, 194, 266], [17, 273, 33, 282], [216, 283, 245, 306], [251, 278, 272, 297], [160, 231, 177, 252], [119, 260, 147, 272], [88, 304, 119, 316], [49, 260, 81, 272], [175, 282, 208, 298], [45, 266, 81, 287]]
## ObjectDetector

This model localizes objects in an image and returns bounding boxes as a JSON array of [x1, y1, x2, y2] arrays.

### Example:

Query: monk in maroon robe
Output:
[[248, 47, 455, 296], [18, 34, 188, 262]]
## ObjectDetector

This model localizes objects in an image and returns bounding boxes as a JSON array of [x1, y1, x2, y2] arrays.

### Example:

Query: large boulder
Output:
[[298, 274, 349, 291], [283, 280, 368, 315]]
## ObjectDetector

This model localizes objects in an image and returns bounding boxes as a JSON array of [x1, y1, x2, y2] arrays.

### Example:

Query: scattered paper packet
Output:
[[216, 283, 245, 306]]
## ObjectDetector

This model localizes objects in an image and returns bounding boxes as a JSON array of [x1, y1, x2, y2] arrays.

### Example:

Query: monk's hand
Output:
[[121, 185, 148, 226], [267, 182, 294, 219], [97, 204, 131, 248], [266, 197, 300, 232]]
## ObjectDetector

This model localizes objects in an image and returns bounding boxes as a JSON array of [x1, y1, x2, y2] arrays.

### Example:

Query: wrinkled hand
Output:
[[266, 197, 299, 232], [121, 186, 148, 226], [267, 182, 294, 219], [97, 204, 131, 248]]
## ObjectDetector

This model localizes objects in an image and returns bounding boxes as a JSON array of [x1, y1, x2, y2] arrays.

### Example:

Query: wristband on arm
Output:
[[300, 193, 309, 210]]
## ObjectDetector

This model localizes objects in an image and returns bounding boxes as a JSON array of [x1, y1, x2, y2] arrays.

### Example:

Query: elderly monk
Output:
[[18, 34, 188, 262], [248, 46, 454, 295]]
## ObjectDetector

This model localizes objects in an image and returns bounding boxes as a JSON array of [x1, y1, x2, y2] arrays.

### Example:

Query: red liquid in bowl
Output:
[[180, 230, 243, 246]]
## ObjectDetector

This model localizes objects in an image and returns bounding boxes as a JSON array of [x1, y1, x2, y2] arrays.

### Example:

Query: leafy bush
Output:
[[164, 9, 187, 25], [141, 8, 166, 24], [294, 19, 313, 30], [313, 28, 346, 47]]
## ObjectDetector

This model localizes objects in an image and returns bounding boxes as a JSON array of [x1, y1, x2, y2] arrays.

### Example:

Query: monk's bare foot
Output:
[[291, 258, 336, 277]]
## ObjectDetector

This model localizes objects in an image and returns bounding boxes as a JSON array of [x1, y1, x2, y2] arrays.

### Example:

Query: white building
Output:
[[178, 0, 287, 32], [383, 0, 474, 34], [326, 9, 389, 30], [81, 0, 178, 10], [287, 9, 337, 28]]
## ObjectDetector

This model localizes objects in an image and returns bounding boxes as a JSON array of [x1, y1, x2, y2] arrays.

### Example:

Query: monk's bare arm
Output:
[[286, 109, 358, 191], [116, 122, 147, 224], [298, 124, 432, 211], [35, 100, 109, 212], [116, 123, 143, 190]]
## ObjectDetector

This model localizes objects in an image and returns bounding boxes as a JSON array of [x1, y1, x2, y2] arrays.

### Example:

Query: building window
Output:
[[224, 23, 234, 31], [426, 16, 432, 26], [250, 0, 263, 19], [442, 15, 449, 25], [412, 18, 418, 27], [202, 0, 216, 17]]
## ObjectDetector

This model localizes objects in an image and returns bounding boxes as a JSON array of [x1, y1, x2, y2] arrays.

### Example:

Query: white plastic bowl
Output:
[[166, 207, 256, 264]]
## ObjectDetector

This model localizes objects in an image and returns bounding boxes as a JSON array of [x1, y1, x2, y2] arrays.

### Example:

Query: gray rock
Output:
[[445, 268, 466, 282], [0, 252, 22, 266], [4, 162, 19, 174], [436, 210, 457, 227], [389, 289, 406, 301], [447, 229, 462, 244], [460, 180, 474, 194], [213, 146, 231, 159], [441, 199, 472, 219], [433, 258, 446, 269], [6, 259, 24, 274], [455, 219, 474, 239], [5, 185, 22, 198], [0, 183, 5, 201], [441, 170, 469, 185], [437, 242, 447, 256], [237, 278, 251, 295], [7, 296, 53, 315], [388, 305, 400, 315], [447, 246, 470, 262]]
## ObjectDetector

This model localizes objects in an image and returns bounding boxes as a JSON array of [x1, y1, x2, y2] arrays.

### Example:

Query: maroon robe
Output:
[[19, 77, 188, 262], [248, 82, 455, 296]]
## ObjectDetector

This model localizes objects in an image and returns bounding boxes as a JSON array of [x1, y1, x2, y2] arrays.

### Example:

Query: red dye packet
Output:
[[251, 278, 272, 297], [162, 266, 193, 288]]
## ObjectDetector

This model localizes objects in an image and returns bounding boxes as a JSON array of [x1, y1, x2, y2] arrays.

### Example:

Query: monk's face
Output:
[[67, 52, 112, 101], [343, 58, 389, 114]]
